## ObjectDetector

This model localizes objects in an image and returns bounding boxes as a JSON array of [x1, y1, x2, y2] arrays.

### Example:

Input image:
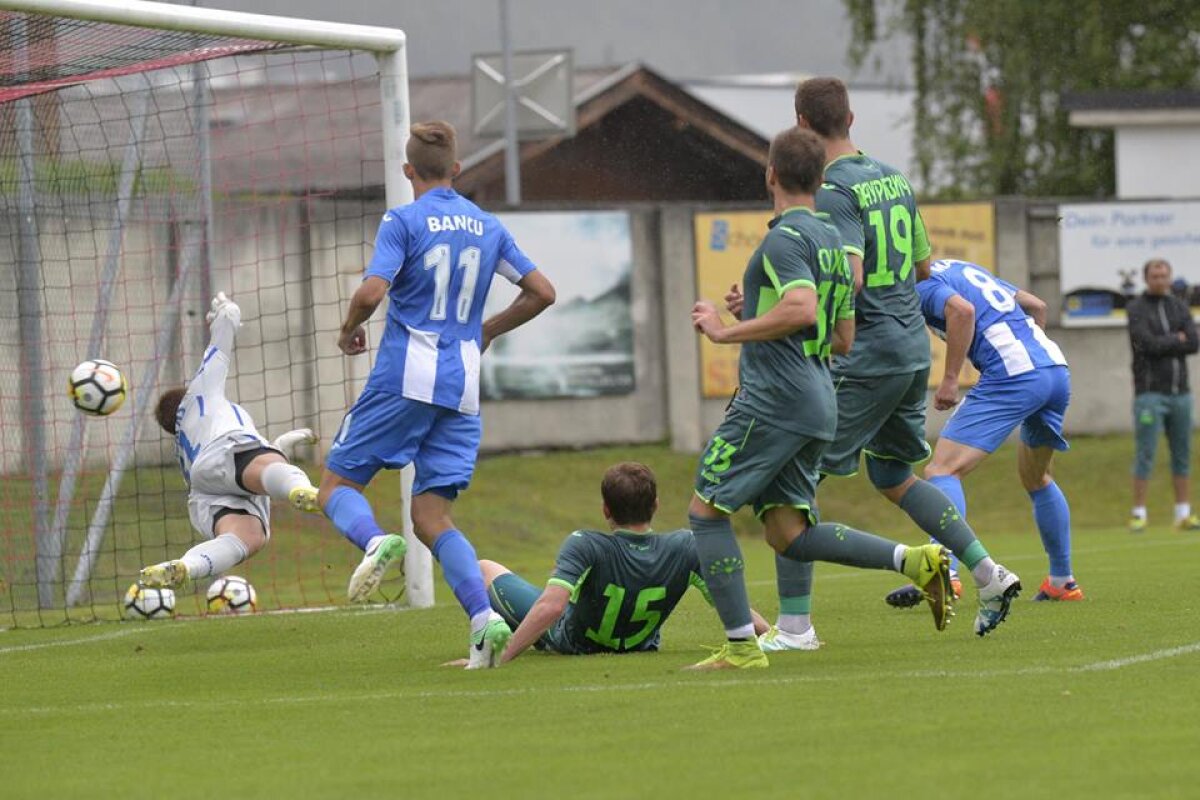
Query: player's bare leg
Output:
[[141, 512, 267, 589]]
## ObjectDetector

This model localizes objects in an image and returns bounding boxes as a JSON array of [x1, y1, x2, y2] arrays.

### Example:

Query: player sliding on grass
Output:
[[475, 462, 770, 665], [785, 77, 1019, 639], [318, 120, 555, 669], [141, 292, 321, 589], [883, 259, 1079, 611], [685, 126, 953, 671]]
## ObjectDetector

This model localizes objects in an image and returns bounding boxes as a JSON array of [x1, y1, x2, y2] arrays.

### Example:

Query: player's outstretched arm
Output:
[[831, 316, 855, 355], [500, 584, 569, 664], [482, 270, 556, 351], [936, 293, 975, 411], [188, 292, 242, 399]]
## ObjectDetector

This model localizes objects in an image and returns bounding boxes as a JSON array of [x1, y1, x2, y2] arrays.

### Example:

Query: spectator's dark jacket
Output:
[[1127, 292, 1200, 394]]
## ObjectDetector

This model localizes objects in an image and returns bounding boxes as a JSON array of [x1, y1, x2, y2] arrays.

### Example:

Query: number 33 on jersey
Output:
[[363, 187, 537, 415]]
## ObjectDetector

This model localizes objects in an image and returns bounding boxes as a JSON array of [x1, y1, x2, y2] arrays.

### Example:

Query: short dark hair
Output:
[[406, 120, 457, 180], [768, 127, 826, 194], [601, 462, 657, 526], [154, 387, 187, 434], [1143, 258, 1171, 280], [794, 77, 852, 138]]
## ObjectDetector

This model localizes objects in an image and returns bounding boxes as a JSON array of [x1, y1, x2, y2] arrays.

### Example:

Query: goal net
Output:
[[0, 0, 429, 627]]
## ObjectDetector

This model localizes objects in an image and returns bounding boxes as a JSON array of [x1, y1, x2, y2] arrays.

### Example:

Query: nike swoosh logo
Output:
[[382, 213, 394, 222]]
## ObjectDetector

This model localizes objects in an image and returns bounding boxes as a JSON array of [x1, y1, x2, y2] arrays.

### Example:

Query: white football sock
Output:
[[470, 609, 496, 635], [260, 462, 314, 501], [181, 533, 249, 580], [724, 623, 756, 640], [892, 544, 906, 572], [1049, 575, 1075, 588], [365, 534, 387, 555], [1132, 506, 1147, 520], [971, 557, 997, 587], [777, 614, 812, 635], [1175, 503, 1191, 522]]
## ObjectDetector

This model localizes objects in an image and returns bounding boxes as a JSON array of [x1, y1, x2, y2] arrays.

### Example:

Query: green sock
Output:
[[689, 513, 753, 636], [781, 522, 898, 570], [775, 553, 813, 622], [898, 480, 990, 568]]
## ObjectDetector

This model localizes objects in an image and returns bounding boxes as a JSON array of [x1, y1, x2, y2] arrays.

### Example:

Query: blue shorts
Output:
[[940, 365, 1070, 453], [325, 390, 481, 496]]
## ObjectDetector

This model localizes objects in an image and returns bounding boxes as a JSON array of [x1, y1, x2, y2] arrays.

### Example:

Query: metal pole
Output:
[[192, 46, 215, 310], [378, 47, 432, 608], [500, 0, 521, 206], [48, 88, 149, 592], [65, 223, 200, 607], [13, 18, 52, 608]]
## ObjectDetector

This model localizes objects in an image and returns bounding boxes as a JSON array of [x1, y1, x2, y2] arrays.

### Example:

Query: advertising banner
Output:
[[482, 211, 635, 399], [1059, 201, 1200, 327]]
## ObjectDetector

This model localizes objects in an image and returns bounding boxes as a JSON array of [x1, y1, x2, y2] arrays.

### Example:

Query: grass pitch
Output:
[[2, 436, 1199, 798]]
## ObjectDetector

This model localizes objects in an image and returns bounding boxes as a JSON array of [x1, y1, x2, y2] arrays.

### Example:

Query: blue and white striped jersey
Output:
[[918, 259, 1067, 379], [364, 187, 537, 415], [174, 306, 266, 485]]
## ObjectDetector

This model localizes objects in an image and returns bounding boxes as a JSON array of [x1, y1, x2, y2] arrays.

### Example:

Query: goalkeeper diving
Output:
[[139, 292, 322, 589]]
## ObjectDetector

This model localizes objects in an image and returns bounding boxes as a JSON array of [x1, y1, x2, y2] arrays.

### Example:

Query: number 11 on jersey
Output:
[[423, 244, 481, 323]]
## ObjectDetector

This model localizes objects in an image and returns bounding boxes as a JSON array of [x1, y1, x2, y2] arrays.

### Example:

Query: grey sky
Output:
[[185, 0, 912, 85]]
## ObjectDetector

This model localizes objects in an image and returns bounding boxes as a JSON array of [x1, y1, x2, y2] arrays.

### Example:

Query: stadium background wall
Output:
[[0, 197, 1181, 474]]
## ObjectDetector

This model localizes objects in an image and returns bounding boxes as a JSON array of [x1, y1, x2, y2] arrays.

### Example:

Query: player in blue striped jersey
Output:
[[888, 259, 1079, 623], [318, 121, 556, 668]]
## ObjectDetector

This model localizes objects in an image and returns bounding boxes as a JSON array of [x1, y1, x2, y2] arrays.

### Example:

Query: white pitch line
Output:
[[0, 626, 156, 654], [5, 641, 1199, 717]]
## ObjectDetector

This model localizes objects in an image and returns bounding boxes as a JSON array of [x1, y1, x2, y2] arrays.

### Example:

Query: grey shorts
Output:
[[820, 368, 932, 476], [186, 434, 278, 538]]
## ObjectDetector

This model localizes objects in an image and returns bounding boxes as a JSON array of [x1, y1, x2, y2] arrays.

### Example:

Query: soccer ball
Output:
[[69, 359, 128, 416], [123, 583, 176, 620], [206, 575, 258, 615]]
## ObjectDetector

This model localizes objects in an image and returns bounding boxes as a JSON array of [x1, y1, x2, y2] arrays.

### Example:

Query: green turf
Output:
[[2, 436, 1199, 797]]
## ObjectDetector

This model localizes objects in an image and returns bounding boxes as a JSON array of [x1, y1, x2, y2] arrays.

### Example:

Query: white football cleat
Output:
[[757, 625, 821, 652], [466, 612, 513, 669], [975, 564, 1021, 637], [346, 534, 406, 603]]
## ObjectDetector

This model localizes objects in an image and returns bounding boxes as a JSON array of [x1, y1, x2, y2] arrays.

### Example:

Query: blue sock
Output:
[[430, 529, 490, 619], [1030, 481, 1072, 577], [324, 486, 384, 552], [924, 475, 967, 573]]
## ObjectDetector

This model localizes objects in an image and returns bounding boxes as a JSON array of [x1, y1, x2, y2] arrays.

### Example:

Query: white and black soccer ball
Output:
[[206, 575, 258, 615], [123, 583, 176, 620], [69, 359, 128, 416]]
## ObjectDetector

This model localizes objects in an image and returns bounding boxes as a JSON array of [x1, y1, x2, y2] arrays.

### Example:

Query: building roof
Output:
[[1063, 89, 1200, 128]]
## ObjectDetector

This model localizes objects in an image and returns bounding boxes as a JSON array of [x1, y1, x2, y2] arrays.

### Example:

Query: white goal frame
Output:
[[0, 0, 433, 609]]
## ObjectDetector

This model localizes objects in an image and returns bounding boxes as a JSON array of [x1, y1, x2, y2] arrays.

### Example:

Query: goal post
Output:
[[0, 0, 433, 625]]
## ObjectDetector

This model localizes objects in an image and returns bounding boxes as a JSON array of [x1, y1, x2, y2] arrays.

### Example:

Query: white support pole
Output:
[[377, 47, 432, 609], [499, 0, 521, 206]]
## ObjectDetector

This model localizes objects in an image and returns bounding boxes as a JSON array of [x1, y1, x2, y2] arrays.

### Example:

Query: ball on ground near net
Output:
[[69, 358, 128, 416], [206, 576, 258, 615], [123, 583, 176, 620]]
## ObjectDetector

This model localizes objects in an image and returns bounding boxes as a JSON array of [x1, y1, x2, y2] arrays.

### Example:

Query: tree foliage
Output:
[[844, 0, 1200, 197]]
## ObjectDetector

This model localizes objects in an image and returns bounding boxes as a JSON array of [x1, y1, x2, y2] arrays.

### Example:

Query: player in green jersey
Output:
[[791, 78, 1020, 638], [479, 462, 770, 663], [686, 127, 953, 670]]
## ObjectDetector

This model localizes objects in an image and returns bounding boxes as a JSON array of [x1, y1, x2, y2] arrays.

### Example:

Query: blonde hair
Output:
[[406, 121, 457, 180]]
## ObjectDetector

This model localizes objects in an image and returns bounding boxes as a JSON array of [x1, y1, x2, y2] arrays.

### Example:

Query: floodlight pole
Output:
[[500, 0, 521, 206]]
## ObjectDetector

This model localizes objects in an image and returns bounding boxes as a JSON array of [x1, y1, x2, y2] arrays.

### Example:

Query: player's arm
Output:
[[338, 277, 389, 356], [912, 209, 932, 282], [187, 293, 241, 399], [832, 316, 855, 355], [693, 287, 816, 344], [482, 270, 556, 351], [935, 293, 974, 411], [1014, 289, 1048, 329], [499, 584, 570, 664]]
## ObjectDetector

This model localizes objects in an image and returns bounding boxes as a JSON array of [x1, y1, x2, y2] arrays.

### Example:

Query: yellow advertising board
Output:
[[694, 211, 771, 398], [693, 204, 995, 398]]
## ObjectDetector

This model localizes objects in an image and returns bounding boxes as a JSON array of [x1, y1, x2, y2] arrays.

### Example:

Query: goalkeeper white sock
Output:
[[260, 462, 314, 501], [181, 533, 249, 580]]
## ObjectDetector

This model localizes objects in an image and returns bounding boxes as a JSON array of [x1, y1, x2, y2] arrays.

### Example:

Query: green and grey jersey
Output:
[[545, 529, 710, 655], [817, 153, 932, 377], [733, 206, 854, 441]]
